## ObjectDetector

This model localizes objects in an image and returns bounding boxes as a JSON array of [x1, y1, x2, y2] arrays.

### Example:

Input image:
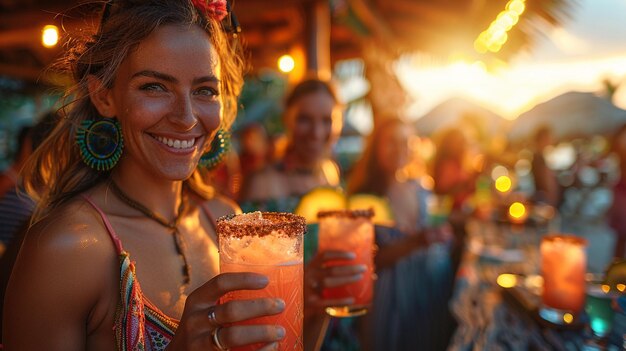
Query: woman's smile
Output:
[[149, 133, 202, 153]]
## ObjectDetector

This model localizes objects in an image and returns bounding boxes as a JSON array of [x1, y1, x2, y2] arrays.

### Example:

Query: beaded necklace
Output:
[[109, 181, 191, 285]]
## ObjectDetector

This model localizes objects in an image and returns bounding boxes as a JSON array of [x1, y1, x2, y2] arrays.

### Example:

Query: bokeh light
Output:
[[278, 54, 295, 73], [563, 313, 574, 324], [474, 0, 525, 53], [491, 165, 509, 180], [509, 202, 526, 220], [497, 273, 517, 288], [42, 25, 59, 48], [495, 175, 512, 193]]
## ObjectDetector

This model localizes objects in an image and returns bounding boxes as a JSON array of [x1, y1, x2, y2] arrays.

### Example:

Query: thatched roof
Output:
[[0, 0, 576, 89]]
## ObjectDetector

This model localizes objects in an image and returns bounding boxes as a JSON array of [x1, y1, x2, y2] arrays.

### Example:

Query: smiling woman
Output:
[[94, 25, 223, 182], [1, 1, 301, 351]]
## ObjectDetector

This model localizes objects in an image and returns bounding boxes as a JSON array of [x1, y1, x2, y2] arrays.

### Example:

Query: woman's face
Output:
[[97, 24, 222, 181], [286, 90, 342, 163], [376, 123, 412, 177]]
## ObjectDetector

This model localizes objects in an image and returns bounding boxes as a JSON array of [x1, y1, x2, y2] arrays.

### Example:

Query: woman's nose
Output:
[[312, 122, 327, 140], [169, 95, 198, 130]]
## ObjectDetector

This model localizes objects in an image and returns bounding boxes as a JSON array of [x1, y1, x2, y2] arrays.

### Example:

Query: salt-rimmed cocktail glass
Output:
[[217, 212, 306, 351], [317, 208, 375, 317]]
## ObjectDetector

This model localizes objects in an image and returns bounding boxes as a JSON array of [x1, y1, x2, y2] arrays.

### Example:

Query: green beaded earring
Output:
[[198, 129, 230, 170], [75, 118, 124, 171]]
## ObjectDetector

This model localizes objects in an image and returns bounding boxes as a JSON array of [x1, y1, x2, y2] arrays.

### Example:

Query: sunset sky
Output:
[[398, 0, 626, 120]]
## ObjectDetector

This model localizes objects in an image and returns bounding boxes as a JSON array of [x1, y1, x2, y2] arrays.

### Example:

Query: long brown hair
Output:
[[23, 1, 245, 221], [348, 118, 408, 196]]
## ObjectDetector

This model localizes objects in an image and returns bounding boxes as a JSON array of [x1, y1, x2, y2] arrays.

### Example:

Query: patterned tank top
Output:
[[82, 196, 217, 350]]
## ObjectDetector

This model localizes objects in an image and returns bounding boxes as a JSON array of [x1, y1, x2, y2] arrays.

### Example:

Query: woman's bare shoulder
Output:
[[15, 197, 119, 286], [25, 198, 114, 252], [4, 197, 118, 348]]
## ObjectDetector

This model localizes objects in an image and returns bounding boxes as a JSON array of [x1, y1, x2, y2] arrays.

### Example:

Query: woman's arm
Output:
[[3, 204, 117, 350], [374, 230, 428, 269]]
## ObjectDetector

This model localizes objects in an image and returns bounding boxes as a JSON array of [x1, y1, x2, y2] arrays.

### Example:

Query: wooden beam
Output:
[[303, 0, 331, 80]]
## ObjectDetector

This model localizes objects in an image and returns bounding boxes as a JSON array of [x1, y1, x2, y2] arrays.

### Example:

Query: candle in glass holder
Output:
[[539, 234, 587, 324], [218, 212, 305, 351]]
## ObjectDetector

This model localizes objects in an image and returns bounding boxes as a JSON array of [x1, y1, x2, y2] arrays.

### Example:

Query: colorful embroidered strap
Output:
[[81, 195, 179, 350], [116, 252, 147, 350], [115, 252, 179, 350]]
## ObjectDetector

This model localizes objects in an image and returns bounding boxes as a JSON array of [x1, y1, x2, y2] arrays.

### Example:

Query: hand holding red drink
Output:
[[316, 209, 375, 317], [217, 212, 306, 351], [169, 272, 286, 351]]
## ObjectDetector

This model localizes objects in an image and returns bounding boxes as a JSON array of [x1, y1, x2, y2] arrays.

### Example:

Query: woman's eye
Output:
[[194, 87, 219, 97], [139, 83, 166, 92]]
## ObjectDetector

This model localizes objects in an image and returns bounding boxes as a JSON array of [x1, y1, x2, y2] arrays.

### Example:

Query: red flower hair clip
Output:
[[192, 0, 228, 21]]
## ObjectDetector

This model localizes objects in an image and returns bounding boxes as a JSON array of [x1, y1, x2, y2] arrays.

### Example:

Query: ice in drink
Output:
[[218, 212, 305, 351]]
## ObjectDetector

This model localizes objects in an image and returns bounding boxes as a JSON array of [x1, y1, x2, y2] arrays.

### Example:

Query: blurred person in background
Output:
[[239, 122, 270, 177], [241, 78, 342, 211], [0, 111, 57, 248], [609, 124, 626, 258], [348, 117, 454, 351], [237, 122, 271, 200], [0, 126, 32, 199], [531, 125, 560, 207], [432, 127, 479, 213], [431, 127, 481, 276]]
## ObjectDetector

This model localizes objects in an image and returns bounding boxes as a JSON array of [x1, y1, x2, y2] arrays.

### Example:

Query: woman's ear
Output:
[[87, 75, 116, 118]]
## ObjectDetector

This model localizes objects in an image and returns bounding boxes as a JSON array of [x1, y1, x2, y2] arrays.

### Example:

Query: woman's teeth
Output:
[[154, 135, 196, 149]]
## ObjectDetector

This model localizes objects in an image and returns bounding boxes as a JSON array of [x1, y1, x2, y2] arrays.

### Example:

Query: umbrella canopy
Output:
[[414, 97, 507, 137], [509, 91, 626, 142]]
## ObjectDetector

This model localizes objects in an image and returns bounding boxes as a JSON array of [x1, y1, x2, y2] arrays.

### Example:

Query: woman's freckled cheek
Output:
[[198, 104, 222, 131]]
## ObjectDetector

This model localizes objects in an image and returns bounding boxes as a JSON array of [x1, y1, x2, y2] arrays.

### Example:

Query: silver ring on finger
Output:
[[211, 326, 229, 351], [207, 305, 220, 327]]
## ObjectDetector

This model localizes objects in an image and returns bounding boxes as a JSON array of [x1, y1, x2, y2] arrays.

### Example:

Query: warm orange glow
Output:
[[509, 202, 526, 220], [278, 54, 295, 73], [602, 284, 611, 293], [618, 284, 626, 292], [420, 175, 435, 191], [42, 25, 59, 48], [472, 154, 485, 172], [495, 175, 512, 193]]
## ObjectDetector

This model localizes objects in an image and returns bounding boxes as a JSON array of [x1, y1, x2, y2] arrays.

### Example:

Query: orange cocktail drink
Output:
[[218, 212, 305, 351], [317, 209, 375, 317], [539, 234, 587, 324]]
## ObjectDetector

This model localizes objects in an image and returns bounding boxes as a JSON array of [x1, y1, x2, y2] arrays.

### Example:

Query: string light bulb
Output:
[[278, 54, 295, 73], [42, 25, 59, 48]]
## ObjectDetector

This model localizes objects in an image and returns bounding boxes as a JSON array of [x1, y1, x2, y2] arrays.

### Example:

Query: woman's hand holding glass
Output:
[[305, 250, 367, 317], [168, 272, 286, 351]]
